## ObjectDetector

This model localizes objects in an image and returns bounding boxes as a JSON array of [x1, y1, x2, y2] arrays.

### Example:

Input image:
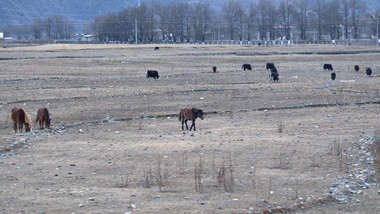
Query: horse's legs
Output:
[[13, 123, 17, 132], [18, 123, 23, 133], [181, 119, 185, 131], [38, 119, 41, 129], [190, 121, 196, 131], [40, 119, 44, 129], [185, 119, 189, 130]]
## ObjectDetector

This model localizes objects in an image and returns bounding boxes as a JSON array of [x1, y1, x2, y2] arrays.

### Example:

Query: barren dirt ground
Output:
[[0, 44, 380, 213]]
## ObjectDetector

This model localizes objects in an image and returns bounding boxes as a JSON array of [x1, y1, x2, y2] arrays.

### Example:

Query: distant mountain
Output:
[[0, 0, 379, 33], [0, 0, 134, 31]]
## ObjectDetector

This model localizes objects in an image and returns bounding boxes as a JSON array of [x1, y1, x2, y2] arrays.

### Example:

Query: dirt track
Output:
[[0, 44, 379, 213]]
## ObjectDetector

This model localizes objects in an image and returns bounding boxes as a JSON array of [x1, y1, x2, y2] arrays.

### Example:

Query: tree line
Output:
[[1, 0, 379, 43], [2, 15, 75, 41]]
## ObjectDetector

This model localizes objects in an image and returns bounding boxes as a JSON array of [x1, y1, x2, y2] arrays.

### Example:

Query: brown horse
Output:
[[11, 107, 32, 133], [36, 108, 51, 130], [178, 108, 204, 131]]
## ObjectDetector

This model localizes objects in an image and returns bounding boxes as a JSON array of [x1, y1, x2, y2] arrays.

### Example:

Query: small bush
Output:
[[194, 154, 204, 193], [217, 161, 234, 192], [370, 135, 380, 182], [273, 152, 292, 169]]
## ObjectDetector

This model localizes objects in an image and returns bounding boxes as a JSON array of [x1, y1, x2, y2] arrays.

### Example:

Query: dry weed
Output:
[[194, 154, 204, 193]]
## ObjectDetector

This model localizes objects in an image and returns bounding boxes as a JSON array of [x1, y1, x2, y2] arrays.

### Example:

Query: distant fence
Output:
[[2, 39, 379, 47], [155, 39, 379, 47]]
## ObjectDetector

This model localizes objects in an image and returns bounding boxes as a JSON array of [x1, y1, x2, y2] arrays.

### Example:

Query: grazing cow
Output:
[[269, 67, 279, 82], [178, 108, 204, 131], [266, 63, 275, 70], [270, 67, 278, 74], [366, 68, 372, 76], [354, 65, 359, 72], [242, 64, 252, 70], [270, 68, 279, 82], [154, 47, 159, 50], [36, 108, 51, 130], [331, 72, 336, 81], [146, 70, 160, 79], [323, 64, 333, 71], [212, 66, 217, 73], [271, 72, 279, 82]]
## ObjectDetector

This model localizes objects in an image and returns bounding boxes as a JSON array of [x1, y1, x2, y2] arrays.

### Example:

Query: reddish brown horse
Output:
[[178, 108, 204, 131], [36, 108, 51, 129], [11, 107, 32, 133]]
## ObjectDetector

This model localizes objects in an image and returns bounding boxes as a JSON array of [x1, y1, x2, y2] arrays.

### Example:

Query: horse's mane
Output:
[[44, 108, 50, 122], [21, 108, 33, 128]]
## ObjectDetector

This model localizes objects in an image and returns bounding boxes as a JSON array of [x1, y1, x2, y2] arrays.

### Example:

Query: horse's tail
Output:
[[36, 110, 39, 123], [44, 108, 50, 122], [22, 108, 33, 128], [178, 109, 183, 121]]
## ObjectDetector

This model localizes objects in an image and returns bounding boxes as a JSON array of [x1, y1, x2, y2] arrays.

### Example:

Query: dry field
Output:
[[0, 44, 380, 213]]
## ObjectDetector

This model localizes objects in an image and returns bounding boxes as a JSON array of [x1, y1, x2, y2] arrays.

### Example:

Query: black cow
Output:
[[212, 66, 217, 73], [323, 64, 333, 71], [270, 67, 278, 75], [266, 62, 276, 70], [366, 68, 372, 76], [271, 71, 279, 82], [354, 65, 359, 72], [154, 47, 159, 50], [266, 63, 275, 70], [270, 67, 279, 82], [242, 64, 252, 70], [146, 70, 160, 79], [331, 72, 336, 81]]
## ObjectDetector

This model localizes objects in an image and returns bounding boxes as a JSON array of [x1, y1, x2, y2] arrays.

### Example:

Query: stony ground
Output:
[[0, 44, 379, 213]]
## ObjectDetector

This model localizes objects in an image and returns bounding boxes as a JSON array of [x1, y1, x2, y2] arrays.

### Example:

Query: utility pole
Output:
[[135, 19, 138, 48], [218, 25, 220, 44], [377, 18, 379, 46], [371, 15, 379, 46], [97, 24, 99, 42]]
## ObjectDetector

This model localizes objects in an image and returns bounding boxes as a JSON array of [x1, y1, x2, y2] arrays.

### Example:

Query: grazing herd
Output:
[[11, 107, 51, 133], [323, 63, 373, 81], [9, 50, 376, 133], [145, 58, 374, 83], [10, 106, 205, 133]]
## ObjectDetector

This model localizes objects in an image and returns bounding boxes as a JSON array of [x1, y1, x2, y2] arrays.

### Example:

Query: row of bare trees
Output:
[[87, 2, 213, 43], [223, 0, 378, 41], [2, 15, 75, 40], [1, 0, 379, 43], [91, 0, 379, 43]]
